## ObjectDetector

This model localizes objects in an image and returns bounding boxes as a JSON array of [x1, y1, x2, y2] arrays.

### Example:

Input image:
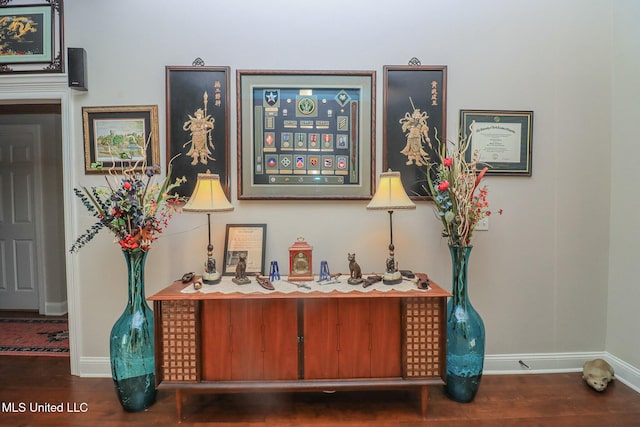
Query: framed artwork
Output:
[[222, 224, 267, 276], [237, 70, 376, 200], [82, 105, 159, 174], [166, 66, 230, 199], [460, 109, 533, 176], [0, 0, 64, 73], [383, 65, 447, 199]]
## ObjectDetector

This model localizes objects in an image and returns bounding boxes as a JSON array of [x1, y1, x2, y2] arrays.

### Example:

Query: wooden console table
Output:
[[149, 276, 450, 421]]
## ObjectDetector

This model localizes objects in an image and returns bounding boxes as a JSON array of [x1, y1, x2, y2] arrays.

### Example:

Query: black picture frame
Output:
[[222, 224, 267, 276], [166, 66, 230, 199], [237, 70, 376, 200], [82, 105, 159, 174], [0, 0, 64, 74], [460, 109, 533, 176], [383, 65, 447, 200]]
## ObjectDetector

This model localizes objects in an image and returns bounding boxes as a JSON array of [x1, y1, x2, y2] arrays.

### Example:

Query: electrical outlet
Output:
[[476, 217, 489, 231]]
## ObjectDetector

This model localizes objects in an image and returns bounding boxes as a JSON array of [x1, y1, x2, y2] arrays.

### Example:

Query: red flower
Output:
[[437, 180, 450, 191], [123, 181, 132, 191], [443, 157, 453, 167], [119, 235, 139, 250]]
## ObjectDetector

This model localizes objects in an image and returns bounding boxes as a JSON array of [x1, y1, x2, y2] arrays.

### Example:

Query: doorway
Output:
[[0, 103, 67, 315]]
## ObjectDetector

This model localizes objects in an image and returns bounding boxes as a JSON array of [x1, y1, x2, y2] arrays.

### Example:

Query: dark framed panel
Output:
[[222, 224, 267, 276], [237, 70, 376, 200], [460, 109, 533, 176], [0, 0, 63, 73], [383, 65, 447, 199], [166, 66, 230, 198], [82, 105, 159, 174]]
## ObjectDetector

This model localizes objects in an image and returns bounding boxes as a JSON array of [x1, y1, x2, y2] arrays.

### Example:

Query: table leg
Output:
[[420, 385, 429, 419], [176, 389, 183, 423]]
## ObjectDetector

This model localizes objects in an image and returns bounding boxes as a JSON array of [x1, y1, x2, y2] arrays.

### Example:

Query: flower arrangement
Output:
[[426, 125, 501, 247], [70, 157, 185, 253]]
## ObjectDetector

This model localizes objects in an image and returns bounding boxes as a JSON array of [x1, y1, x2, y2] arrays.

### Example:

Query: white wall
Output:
[[61, 0, 623, 374], [608, 0, 640, 370]]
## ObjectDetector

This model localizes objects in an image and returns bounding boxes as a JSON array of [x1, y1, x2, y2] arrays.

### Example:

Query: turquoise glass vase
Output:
[[445, 245, 485, 403], [110, 249, 156, 412]]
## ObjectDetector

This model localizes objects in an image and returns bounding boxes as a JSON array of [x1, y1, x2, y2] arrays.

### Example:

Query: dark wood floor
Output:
[[1, 356, 639, 427]]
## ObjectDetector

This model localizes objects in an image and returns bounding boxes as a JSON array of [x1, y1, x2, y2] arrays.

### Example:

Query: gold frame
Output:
[[82, 105, 160, 174]]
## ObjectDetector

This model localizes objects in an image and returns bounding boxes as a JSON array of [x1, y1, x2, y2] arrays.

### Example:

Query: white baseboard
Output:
[[78, 357, 111, 378], [484, 351, 640, 393], [44, 300, 68, 316], [607, 353, 640, 393], [484, 351, 606, 374], [77, 352, 640, 393]]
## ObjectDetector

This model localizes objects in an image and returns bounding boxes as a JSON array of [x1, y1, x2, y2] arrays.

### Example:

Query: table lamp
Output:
[[366, 170, 415, 284], [182, 171, 233, 284]]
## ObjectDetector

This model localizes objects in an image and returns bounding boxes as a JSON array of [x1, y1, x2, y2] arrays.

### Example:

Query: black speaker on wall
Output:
[[67, 47, 88, 91]]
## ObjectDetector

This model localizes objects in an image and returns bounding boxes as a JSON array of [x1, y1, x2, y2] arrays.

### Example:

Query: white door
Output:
[[0, 124, 42, 310]]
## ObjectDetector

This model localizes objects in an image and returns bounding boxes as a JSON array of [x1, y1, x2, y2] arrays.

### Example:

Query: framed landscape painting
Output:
[[82, 105, 159, 174]]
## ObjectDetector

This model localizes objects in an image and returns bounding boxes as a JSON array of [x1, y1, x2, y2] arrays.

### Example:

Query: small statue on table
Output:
[[347, 253, 364, 285], [232, 253, 251, 285]]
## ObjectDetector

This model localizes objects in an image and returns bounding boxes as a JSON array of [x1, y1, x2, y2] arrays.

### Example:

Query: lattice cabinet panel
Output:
[[402, 297, 445, 378], [159, 300, 199, 382]]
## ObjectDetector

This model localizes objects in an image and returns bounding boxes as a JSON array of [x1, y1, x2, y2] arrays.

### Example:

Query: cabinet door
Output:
[[303, 299, 339, 379], [202, 299, 298, 381], [201, 300, 232, 381], [337, 299, 371, 378], [230, 300, 265, 380], [369, 298, 401, 377], [262, 299, 298, 380]]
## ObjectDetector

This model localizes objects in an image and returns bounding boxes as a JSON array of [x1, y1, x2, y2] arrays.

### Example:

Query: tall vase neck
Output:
[[449, 245, 472, 305], [122, 249, 148, 310]]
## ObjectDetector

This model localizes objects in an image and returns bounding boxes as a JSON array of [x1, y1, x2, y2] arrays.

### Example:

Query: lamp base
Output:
[[203, 270, 222, 285], [382, 271, 402, 285]]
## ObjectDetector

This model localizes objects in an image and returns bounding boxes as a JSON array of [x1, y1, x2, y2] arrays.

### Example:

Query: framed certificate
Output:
[[222, 224, 267, 276], [460, 110, 533, 176], [237, 70, 375, 200]]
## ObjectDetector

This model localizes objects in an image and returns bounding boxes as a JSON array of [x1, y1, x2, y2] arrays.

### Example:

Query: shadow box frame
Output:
[[0, 0, 64, 74], [460, 109, 533, 176], [82, 105, 160, 174], [222, 224, 267, 276], [383, 65, 447, 200], [165, 66, 231, 199], [236, 69, 376, 200]]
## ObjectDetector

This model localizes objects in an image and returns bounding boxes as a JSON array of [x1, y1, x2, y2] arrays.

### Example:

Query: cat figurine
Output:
[[348, 253, 363, 284]]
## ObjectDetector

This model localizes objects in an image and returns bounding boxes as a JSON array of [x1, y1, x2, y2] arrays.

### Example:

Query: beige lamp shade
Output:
[[366, 170, 415, 211], [182, 172, 234, 213]]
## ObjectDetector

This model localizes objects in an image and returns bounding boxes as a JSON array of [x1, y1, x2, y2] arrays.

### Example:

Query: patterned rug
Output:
[[0, 317, 69, 357]]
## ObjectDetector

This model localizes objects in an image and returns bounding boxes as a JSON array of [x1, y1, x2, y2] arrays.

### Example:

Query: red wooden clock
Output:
[[288, 237, 313, 281]]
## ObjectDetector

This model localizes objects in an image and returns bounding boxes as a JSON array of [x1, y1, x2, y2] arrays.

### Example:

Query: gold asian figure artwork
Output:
[[399, 98, 431, 167], [182, 92, 216, 166]]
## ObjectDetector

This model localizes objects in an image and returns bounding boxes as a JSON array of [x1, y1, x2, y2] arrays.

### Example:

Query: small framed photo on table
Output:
[[460, 110, 533, 176], [222, 224, 267, 276]]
